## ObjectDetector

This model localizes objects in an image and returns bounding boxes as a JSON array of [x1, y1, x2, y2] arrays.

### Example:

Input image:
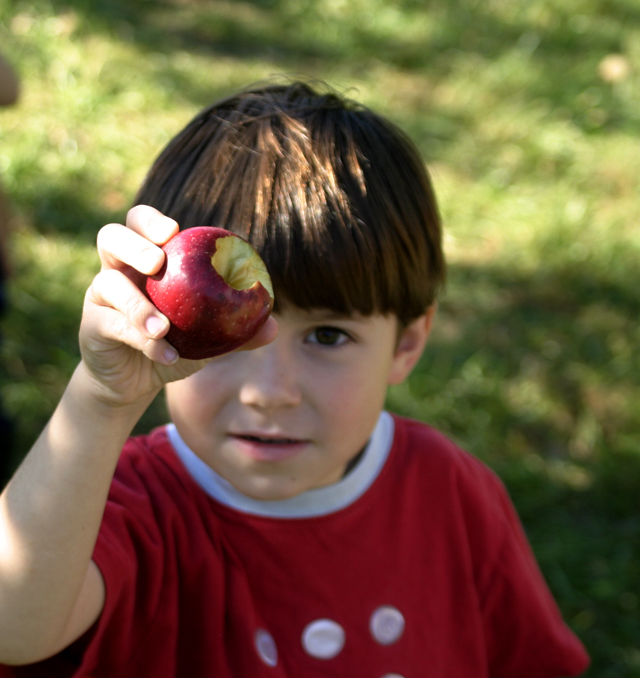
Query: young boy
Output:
[[0, 82, 589, 677]]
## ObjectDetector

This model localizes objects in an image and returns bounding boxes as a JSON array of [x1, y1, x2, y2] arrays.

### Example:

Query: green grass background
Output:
[[1, 0, 639, 674]]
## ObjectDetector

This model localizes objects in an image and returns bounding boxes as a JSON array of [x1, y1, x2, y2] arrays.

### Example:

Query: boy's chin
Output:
[[227, 467, 343, 502], [232, 477, 307, 502]]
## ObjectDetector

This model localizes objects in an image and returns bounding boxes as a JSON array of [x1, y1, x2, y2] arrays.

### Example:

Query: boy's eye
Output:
[[307, 326, 350, 346]]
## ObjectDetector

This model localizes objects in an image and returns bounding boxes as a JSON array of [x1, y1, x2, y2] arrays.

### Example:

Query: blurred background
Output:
[[0, 0, 639, 674]]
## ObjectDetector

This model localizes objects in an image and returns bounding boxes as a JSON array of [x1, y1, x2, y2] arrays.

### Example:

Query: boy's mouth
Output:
[[230, 433, 309, 462], [238, 434, 302, 444]]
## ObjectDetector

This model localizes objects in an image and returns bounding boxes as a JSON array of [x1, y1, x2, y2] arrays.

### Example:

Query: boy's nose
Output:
[[237, 345, 302, 411]]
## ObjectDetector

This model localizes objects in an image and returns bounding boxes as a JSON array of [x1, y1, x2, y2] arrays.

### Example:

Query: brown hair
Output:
[[134, 81, 445, 325]]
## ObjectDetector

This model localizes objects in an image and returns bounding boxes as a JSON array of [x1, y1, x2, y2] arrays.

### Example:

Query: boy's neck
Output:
[[342, 446, 367, 478]]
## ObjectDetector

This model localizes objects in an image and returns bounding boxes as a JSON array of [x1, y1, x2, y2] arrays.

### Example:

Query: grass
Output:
[[1, 0, 639, 674]]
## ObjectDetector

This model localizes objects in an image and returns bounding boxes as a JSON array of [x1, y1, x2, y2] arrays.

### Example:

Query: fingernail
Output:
[[145, 315, 167, 337], [164, 347, 179, 364], [141, 248, 161, 273]]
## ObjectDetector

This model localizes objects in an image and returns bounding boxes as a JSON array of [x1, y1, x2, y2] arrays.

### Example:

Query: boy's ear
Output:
[[388, 305, 437, 386]]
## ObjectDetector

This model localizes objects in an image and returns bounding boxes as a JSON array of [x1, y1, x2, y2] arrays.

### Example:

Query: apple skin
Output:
[[145, 226, 274, 360]]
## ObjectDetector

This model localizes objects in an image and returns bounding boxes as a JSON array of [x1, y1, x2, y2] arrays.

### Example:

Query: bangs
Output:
[[134, 82, 444, 324]]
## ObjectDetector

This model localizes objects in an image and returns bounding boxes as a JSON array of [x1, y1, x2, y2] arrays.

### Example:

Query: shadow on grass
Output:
[[410, 259, 640, 459], [21, 0, 639, 135], [21, 183, 126, 243], [6, 0, 638, 245]]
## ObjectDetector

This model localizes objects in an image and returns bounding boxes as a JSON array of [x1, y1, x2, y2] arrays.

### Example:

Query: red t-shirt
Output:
[[1, 415, 589, 677]]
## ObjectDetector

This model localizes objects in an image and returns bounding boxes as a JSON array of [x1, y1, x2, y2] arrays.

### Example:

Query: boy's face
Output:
[[165, 306, 433, 501]]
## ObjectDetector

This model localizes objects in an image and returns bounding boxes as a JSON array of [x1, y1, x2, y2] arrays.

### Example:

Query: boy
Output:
[[0, 82, 589, 676]]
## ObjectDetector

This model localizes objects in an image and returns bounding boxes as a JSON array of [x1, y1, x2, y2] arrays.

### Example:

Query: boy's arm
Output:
[[0, 206, 277, 665], [0, 207, 182, 665], [0, 364, 154, 664]]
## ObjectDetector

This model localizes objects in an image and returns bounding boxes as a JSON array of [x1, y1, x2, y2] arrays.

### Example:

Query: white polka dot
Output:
[[255, 628, 278, 667], [370, 606, 405, 645], [301, 618, 345, 659], [381, 674, 405, 678]]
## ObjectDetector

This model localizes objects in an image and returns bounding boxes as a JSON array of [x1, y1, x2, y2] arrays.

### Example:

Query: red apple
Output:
[[145, 226, 274, 360]]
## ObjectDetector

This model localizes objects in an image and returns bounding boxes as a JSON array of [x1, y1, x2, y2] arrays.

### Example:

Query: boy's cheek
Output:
[[165, 379, 211, 424]]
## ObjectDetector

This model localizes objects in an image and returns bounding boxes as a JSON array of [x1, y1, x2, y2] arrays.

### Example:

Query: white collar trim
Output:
[[166, 411, 394, 518]]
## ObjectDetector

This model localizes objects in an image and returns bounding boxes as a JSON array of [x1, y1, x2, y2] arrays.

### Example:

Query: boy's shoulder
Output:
[[389, 414, 504, 493], [386, 414, 518, 543], [104, 426, 208, 523], [114, 425, 185, 483]]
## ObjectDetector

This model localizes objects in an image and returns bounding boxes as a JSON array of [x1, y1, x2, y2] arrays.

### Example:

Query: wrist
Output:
[[72, 362, 160, 423]]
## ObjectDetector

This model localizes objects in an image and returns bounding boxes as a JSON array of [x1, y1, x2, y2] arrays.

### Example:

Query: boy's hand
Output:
[[80, 205, 278, 407]]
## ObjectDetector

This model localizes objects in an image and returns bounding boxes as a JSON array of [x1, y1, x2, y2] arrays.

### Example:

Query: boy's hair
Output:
[[134, 81, 445, 325]]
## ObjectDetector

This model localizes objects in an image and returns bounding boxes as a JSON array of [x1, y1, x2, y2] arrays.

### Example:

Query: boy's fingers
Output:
[[125, 205, 179, 245], [84, 271, 180, 366], [87, 269, 170, 341], [85, 306, 179, 367], [97, 206, 178, 275], [97, 224, 165, 276]]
